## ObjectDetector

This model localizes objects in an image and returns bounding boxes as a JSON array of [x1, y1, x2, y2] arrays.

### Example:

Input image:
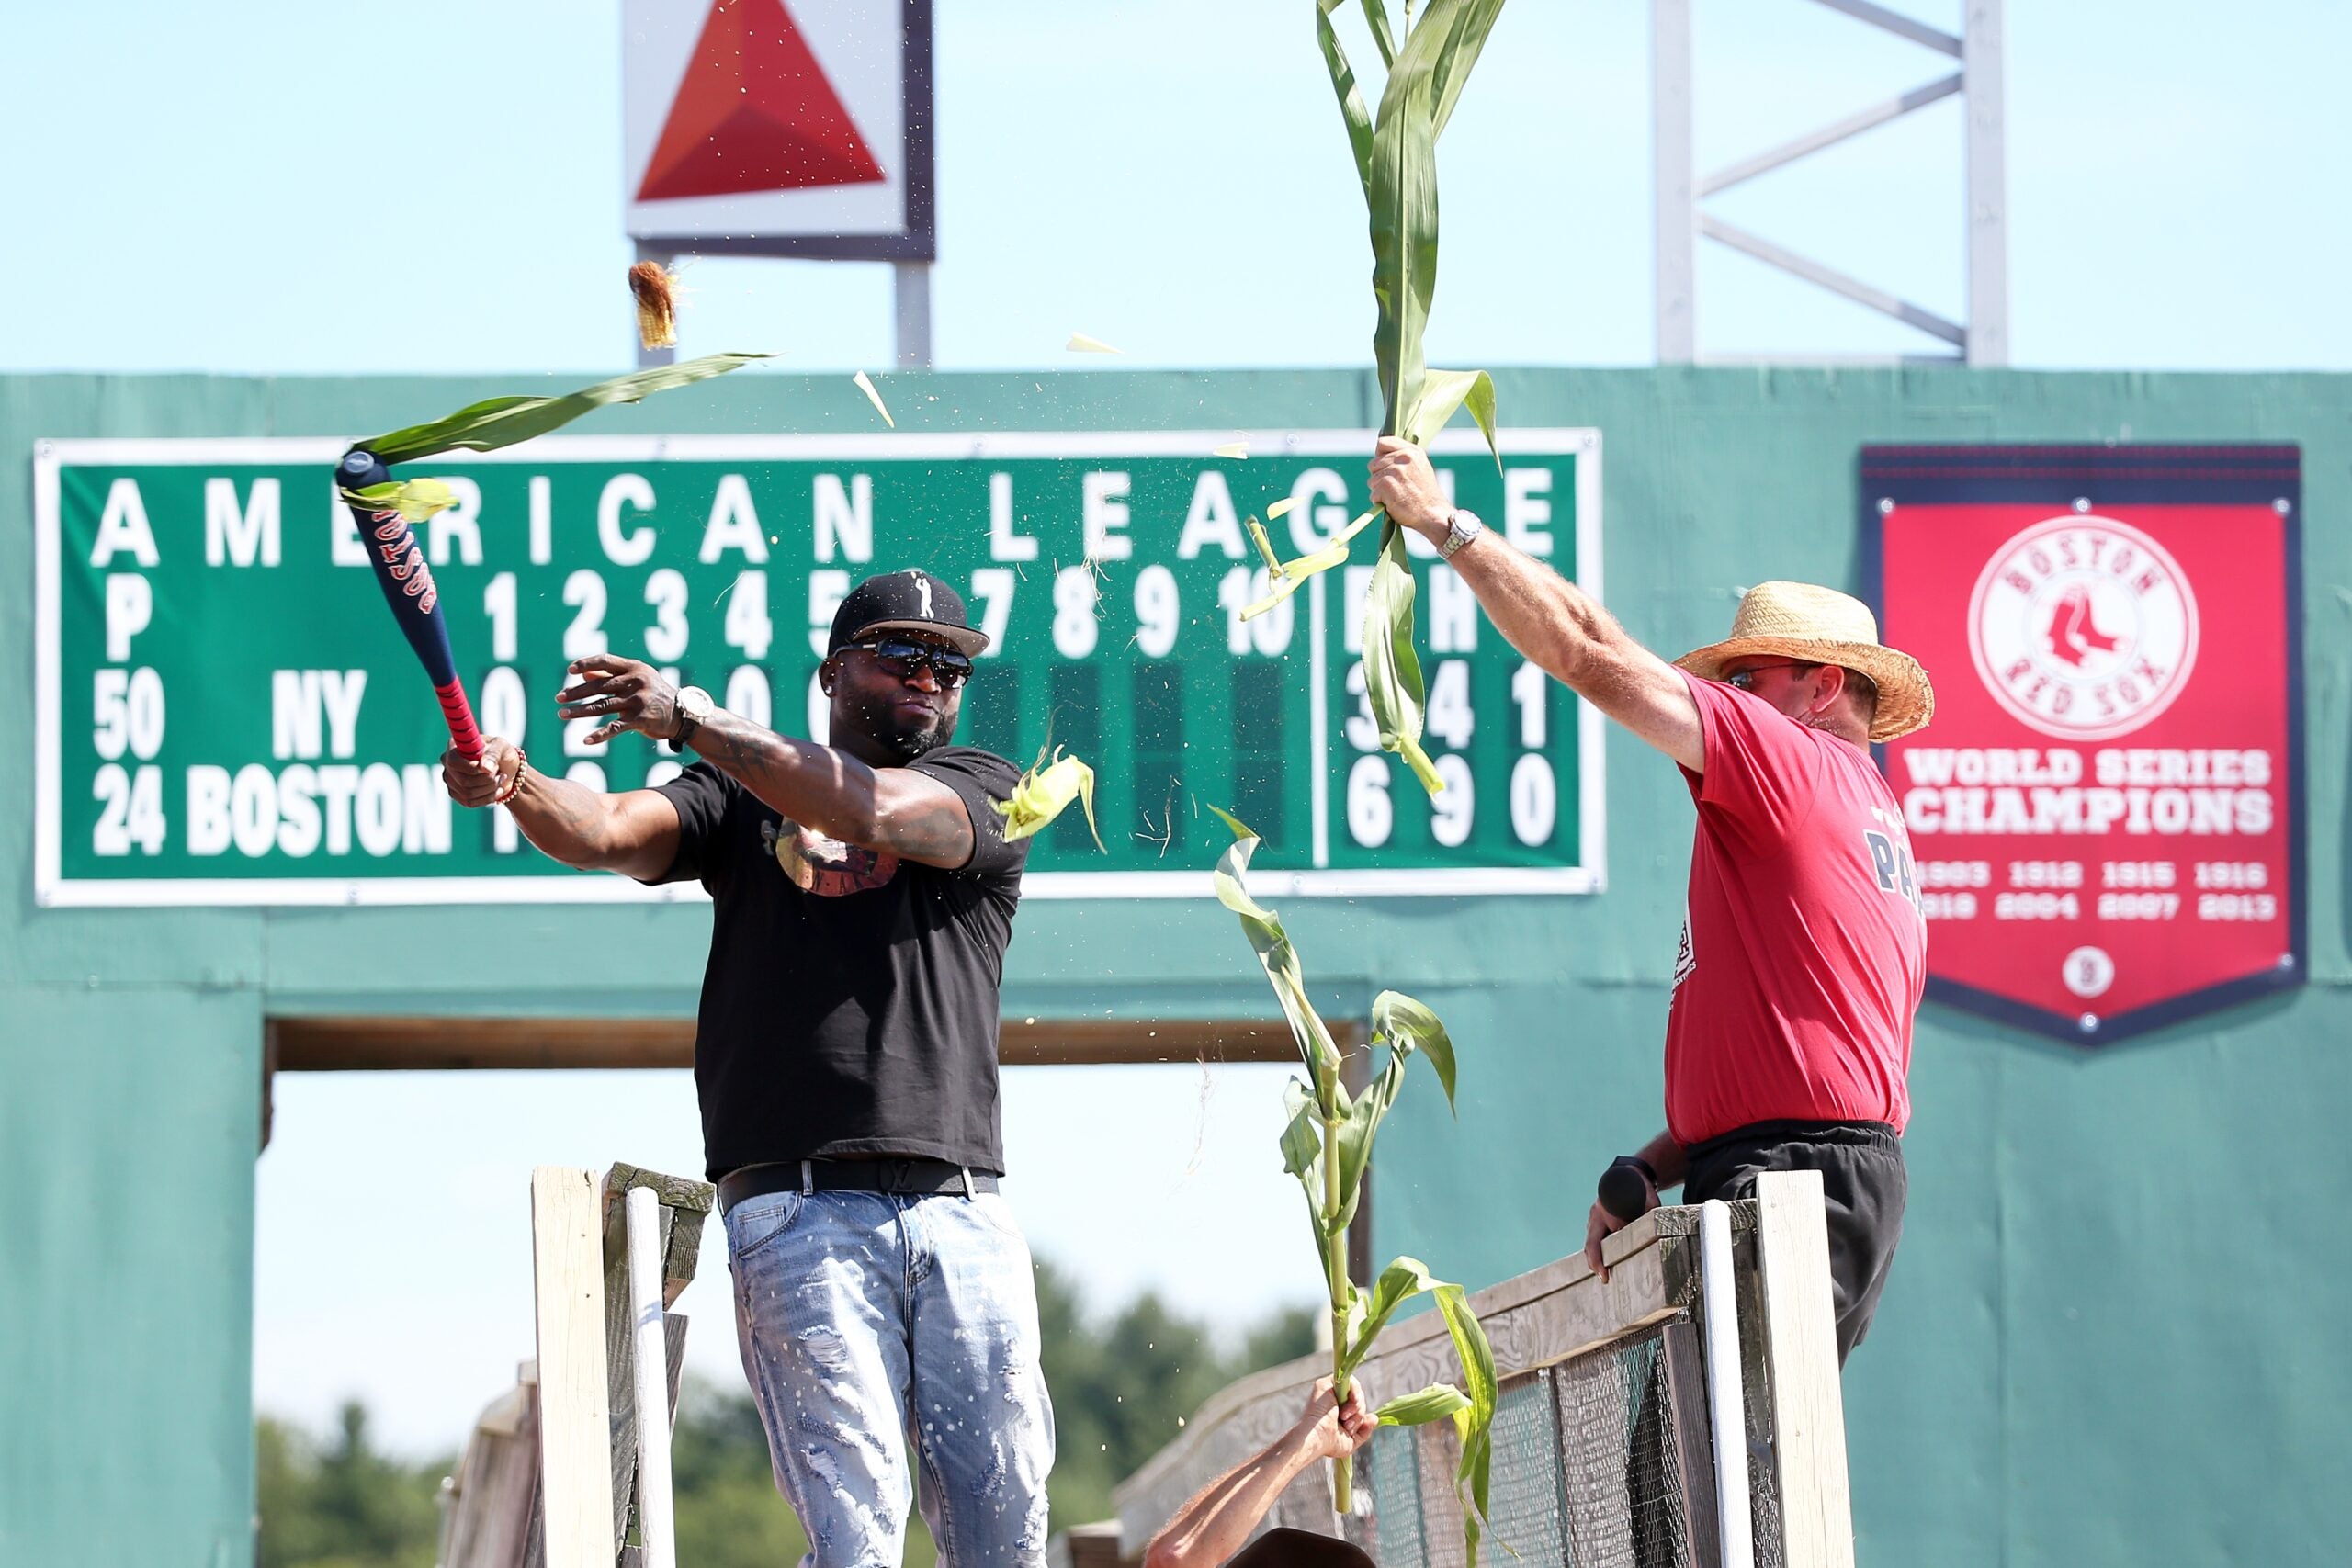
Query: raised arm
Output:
[[1143, 1382, 1374, 1568], [555, 654, 979, 871], [442, 738, 683, 883], [1368, 439, 1704, 773]]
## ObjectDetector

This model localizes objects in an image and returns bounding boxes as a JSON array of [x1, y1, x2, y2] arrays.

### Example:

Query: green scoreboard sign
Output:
[[33, 430, 1604, 905]]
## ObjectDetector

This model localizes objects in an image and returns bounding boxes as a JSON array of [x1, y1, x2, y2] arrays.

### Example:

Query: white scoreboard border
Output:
[[33, 430, 1605, 907]]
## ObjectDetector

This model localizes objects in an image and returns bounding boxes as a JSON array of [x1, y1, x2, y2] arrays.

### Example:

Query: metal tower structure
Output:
[[1654, 0, 2007, 365]]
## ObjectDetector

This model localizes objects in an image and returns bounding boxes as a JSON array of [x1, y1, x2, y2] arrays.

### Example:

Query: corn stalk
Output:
[[1242, 1, 1509, 797], [1212, 810, 1498, 1559]]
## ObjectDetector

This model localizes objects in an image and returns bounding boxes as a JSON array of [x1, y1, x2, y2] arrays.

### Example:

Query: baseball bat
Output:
[[337, 449, 486, 763]]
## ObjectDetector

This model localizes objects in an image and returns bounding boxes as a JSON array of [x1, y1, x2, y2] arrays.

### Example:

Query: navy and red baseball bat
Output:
[[337, 449, 485, 763]]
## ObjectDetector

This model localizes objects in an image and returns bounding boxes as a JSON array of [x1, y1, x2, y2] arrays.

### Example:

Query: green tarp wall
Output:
[[3, 367, 2345, 1566]]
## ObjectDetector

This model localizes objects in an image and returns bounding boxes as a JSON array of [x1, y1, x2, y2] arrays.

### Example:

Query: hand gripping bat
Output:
[[335, 449, 485, 763]]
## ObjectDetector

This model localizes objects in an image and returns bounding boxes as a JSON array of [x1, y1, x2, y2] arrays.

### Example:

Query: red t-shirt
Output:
[[1663, 673, 1926, 1147]]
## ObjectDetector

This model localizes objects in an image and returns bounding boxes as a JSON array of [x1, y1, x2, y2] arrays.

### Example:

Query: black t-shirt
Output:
[[649, 747, 1029, 1180]]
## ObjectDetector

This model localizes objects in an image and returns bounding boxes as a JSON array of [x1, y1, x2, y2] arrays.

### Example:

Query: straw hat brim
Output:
[[1674, 636, 1935, 742]]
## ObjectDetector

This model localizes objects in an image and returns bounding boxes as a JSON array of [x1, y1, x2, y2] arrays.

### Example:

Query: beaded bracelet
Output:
[[492, 749, 528, 807]]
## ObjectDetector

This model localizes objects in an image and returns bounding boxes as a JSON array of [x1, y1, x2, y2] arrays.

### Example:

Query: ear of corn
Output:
[[628, 261, 680, 350], [995, 749, 1102, 850]]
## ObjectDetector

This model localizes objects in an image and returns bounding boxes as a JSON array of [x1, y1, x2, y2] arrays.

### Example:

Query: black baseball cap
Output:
[[827, 569, 989, 659]]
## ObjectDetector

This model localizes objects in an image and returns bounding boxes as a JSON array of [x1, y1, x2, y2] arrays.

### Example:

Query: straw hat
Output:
[[1674, 581, 1934, 741]]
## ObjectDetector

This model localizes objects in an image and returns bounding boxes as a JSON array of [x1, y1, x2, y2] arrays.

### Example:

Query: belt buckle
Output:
[[883, 1158, 915, 1192]]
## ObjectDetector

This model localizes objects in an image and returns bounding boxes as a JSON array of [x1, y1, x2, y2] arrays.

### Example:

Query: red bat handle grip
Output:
[[435, 678, 486, 763]]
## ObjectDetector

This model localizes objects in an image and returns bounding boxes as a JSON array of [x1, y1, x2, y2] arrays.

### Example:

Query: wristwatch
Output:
[[1438, 507, 1486, 559], [669, 685, 715, 752]]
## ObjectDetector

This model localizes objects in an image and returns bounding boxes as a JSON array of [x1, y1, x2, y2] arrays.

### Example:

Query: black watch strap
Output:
[[667, 713, 701, 753]]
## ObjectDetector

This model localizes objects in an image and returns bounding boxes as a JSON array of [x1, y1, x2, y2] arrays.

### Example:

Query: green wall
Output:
[[3, 367, 2344, 1565]]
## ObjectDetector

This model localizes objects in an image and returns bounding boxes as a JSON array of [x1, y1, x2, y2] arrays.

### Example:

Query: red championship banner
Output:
[[1864, 445, 2306, 1044]]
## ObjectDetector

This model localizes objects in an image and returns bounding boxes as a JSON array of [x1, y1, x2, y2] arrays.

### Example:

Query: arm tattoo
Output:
[[689, 712, 978, 866]]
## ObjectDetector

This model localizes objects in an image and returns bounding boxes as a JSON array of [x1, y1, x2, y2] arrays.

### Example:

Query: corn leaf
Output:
[[354, 352, 768, 466], [1213, 441, 1250, 459], [1340, 1255, 1442, 1380], [1066, 333, 1121, 353], [1434, 1280, 1499, 1561], [1279, 1077, 1334, 1258], [337, 478, 459, 523], [1314, 0, 1377, 197], [1330, 1053, 1395, 1232], [1404, 367, 1502, 470], [995, 749, 1102, 849], [1375, 1383, 1471, 1426], [1363, 527, 1443, 793], [1211, 808, 1345, 1096], [852, 370, 896, 429], [1280, 1078, 1322, 1179], [1373, 989, 1457, 1113]]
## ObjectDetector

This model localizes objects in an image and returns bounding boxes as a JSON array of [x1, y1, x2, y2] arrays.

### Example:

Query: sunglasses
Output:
[[1724, 660, 1818, 691], [849, 637, 974, 689]]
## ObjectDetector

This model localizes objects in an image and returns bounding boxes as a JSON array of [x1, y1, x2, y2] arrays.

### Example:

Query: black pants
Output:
[[1683, 1119, 1906, 1364]]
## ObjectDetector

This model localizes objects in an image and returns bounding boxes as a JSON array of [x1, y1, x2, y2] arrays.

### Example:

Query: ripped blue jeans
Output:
[[726, 1188, 1056, 1567]]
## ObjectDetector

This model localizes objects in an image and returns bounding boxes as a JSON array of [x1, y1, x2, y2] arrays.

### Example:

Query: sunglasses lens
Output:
[[871, 640, 972, 686]]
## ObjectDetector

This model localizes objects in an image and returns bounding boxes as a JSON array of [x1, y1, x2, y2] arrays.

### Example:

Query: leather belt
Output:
[[718, 1157, 999, 1213]]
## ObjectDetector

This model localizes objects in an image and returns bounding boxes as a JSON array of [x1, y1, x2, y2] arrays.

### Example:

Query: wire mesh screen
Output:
[[1132, 1201, 1804, 1568], [1365, 1421, 1425, 1565], [1340, 1328, 1710, 1568], [1479, 1372, 1569, 1565], [1555, 1330, 1693, 1568]]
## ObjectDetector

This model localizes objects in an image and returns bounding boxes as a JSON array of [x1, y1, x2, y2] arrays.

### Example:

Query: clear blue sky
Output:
[[9, 1, 2348, 377], [14, 0, 2347, 1456]]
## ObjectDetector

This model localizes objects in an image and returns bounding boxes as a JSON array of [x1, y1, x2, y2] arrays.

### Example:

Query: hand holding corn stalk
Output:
[[1246, 0, 1510, 797], [1211, 809, 1497, 1556]]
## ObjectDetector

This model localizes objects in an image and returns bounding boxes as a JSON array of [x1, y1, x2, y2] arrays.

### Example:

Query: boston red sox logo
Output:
[[1967, 514, 2199, 741]]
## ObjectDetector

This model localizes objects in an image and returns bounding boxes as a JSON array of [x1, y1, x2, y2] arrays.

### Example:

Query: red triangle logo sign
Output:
[[637, 0, 887, 203]]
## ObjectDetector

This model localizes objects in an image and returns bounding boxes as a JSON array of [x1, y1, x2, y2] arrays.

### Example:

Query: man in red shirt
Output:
[[1368, 440, 1933, 1361]]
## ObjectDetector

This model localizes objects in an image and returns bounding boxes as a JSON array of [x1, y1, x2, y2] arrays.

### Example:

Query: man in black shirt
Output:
[[441, 570, 1051, 1567]]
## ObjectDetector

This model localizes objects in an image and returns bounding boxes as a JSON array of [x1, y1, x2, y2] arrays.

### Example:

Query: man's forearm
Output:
[[1446, 531, 1619, 689], [686, 709, 881, 839], [503, 766, 630, 872], [1145, 1429, 1317, 1568], [1636, 1128, 1690, 1193]]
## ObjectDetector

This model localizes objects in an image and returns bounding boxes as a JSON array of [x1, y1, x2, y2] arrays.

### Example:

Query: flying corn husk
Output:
[[852, 370, 896, 428], [1211, 808, 1495, 1540], [337, 478, 460, 523], [1314, 0, 1509, 800], [1240, 507, 1378, 622], [1066, 332, 1121, 354], [628, 261, 679, 350], [351, 352, 769, 466], [1213, 440, 1250, 459], [996, 748, 1102, 849], [1267, 498, 1297, 520]]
